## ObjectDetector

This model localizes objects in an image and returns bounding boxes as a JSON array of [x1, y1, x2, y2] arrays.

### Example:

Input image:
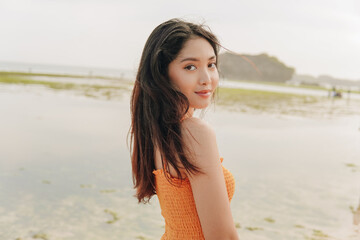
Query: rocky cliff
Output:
[[218, 52, 295, 82]]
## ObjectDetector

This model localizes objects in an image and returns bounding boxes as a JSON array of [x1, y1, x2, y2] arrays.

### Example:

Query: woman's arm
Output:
[[181, 118, 239, 240]]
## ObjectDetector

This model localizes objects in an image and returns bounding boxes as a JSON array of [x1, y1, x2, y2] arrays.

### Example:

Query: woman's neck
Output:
[[181, 107, 194, 121]]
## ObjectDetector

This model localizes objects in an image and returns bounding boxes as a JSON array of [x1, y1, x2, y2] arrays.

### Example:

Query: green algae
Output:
[[104, 209, 120, 224], [245, 226, 264, 231], [294, 224, 305, 228], [345, 163, 360, 173], [264, 217, 275, 223], [312, 229, 329, 238], [100, 189, 117, 193], [32, 233, 49, 240], [41, 180, 51, 184], [345, 163, 357, 168], [0, 70, 124, 81], [0, 75, 126, 91], [135, 236, 148, 240]]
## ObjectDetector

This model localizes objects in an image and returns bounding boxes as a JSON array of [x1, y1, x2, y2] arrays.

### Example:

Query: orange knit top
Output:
[[152, 157, 235, 240]]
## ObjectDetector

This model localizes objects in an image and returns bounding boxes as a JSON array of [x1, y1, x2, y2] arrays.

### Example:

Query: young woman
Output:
[[129, 18, 239, 240]]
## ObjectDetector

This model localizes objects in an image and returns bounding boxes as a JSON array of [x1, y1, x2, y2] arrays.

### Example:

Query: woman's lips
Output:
[[195, 90, 211, 98]]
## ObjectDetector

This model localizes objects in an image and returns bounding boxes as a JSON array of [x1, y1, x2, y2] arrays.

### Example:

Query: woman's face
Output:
[[168, 37, 219, 111]]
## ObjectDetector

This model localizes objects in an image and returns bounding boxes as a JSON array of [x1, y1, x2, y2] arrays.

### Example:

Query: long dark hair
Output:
[[128, 18, 220, 203]]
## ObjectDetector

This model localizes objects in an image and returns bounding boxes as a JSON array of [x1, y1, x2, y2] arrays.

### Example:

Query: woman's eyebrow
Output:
[[180, 55, 216, 62]]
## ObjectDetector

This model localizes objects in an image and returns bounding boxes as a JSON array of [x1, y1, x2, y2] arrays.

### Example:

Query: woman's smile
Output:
[[168, 37, 219, 110], [195, 89, 212, 98]]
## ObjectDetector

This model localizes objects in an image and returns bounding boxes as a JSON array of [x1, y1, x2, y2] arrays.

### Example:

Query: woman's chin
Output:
[[191, 102, 211, 109]]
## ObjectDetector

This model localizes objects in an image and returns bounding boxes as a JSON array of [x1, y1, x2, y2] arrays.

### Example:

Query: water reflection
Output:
[[1, 83, 359, 240]]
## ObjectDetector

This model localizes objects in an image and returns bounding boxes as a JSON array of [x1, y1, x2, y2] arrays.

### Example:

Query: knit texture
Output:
[[152, 157, 235, 240]]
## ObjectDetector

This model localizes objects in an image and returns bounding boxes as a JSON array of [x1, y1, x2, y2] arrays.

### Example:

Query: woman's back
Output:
[[153, 118, 237, 240], [153, 156, 235, 239]]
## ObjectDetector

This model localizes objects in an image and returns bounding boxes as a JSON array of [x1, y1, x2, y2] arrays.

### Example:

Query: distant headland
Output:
[[218, 52, 360, 89]]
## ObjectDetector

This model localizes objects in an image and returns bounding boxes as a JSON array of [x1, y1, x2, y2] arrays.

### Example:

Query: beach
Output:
[[1, 75, 360, 240]]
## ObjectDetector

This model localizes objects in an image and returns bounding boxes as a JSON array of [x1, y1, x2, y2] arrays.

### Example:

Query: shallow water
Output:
[[27, 75, 133, 88], [220, 80, 360, 100], [0, 83, 359, 240]]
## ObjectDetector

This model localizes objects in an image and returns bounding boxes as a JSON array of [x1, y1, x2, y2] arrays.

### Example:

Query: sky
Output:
[[0, 0, 359, 80]]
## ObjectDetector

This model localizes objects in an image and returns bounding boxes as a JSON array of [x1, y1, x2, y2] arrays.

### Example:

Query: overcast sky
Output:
[[0, 0, 359, 80]]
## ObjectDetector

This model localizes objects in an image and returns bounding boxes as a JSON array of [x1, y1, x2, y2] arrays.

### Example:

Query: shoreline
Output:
[[1, 71, 360, 118]]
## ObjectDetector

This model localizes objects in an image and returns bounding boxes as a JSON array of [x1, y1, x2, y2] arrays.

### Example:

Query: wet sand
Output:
[[0, 82, 360, 240]]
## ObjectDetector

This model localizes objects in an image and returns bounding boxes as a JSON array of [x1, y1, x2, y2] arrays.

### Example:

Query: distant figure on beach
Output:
[[329, 86, 342, 98], [347, 89, 351, 100], [128, 18, 239, 239]]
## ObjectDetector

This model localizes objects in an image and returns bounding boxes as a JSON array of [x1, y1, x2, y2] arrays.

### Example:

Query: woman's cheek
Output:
[[212, 73, 219, 87]]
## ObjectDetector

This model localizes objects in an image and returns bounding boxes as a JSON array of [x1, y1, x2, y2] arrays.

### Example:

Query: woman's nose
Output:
[[199, 68, 211, 85]]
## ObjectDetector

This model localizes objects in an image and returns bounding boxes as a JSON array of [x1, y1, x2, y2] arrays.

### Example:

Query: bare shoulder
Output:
[[180, 117, 218, 169], [181, 118, 238, 239], [181, 117, 216, 142], [181, 118, 239, 239]]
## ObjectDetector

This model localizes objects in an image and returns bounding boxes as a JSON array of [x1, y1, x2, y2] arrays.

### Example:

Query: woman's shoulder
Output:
[[181, 117, 215, 139], [180, 117, 218, 166]]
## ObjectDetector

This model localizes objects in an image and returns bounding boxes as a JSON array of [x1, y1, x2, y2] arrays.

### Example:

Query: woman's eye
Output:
[[209, 63, 217, 68], [185, 65, 196, 71]]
